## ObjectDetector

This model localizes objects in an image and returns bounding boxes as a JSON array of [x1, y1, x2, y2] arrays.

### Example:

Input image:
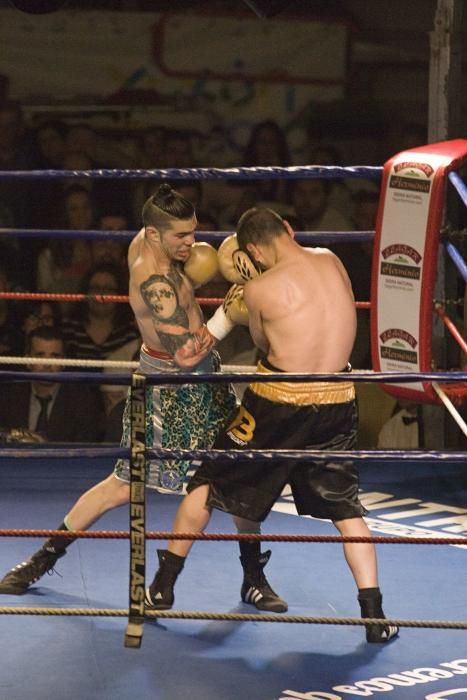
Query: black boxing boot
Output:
[[239, 541, 288, 613], [145, 549, 185, 610], [0, 521, 74, 595], [358, 587, 399, 643], [0, 547, 66, 594]]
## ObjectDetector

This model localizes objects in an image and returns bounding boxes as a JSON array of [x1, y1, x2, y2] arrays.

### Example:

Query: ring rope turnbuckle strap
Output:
[[124, 372, 147, 649]]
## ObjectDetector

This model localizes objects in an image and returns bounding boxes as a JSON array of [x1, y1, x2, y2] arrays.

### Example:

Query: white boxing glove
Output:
[[217, 233, 260, 284], [206, 305, 235, 341], [184, 242, 219, 287]]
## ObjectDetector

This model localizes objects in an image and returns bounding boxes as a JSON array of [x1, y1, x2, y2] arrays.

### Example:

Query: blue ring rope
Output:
[[0, 446, 464, 462], [448, 171, 467, 210], [0, 165, 383, 181], [0, 370, 465, 385], [0, 228, 375, 244], [445, 241, 467, 283]]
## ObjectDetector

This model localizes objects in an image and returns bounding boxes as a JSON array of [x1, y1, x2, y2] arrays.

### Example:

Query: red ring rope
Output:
[[0, 291, 372, 309]]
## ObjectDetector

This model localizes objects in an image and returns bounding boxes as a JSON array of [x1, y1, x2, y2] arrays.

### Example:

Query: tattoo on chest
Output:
[[139, 272, 193, 353]]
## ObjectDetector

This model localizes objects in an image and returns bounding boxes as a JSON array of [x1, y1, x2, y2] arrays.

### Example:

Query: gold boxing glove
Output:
[[206, 284, 249, 341], [184, 242, 219, 287], [217, 233, 260, 284], [222, 284, 249, 326]]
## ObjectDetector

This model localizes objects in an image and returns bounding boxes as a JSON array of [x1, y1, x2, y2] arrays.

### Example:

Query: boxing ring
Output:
[[0, 143, 466, 700]]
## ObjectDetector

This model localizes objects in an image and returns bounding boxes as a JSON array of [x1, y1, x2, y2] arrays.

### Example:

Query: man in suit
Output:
[[0, 325, 104, 442]]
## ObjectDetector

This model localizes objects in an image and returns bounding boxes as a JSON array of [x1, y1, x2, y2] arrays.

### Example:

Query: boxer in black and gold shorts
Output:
[[188, 359, 365, 522], [145, 206, 398, 643]]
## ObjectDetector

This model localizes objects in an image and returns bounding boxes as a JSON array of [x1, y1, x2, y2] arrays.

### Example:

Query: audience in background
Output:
[[100, 337, 141, 443], [328, 188, 379, 369], [0, 326, 104, 443], [28, 119, 69, 232], [377, 400, 423, 449], [242, 120, 291, 209], [132, 129, 196, 224], [3, 99, 442, 444], [0, 101, 36, 284], [0, 262, 22, 360], [33, 119, 68, 170], [308, 143, 353, 216], [289, 178, 353, 231], [36, 185, 95, 308], [351, 189, 380, 232], [222, 120, 293, 227], [62, 261, 139, 362], [90, 210, 131, 276], [20, 300, 62, 349], [0, 100, 35, 228]]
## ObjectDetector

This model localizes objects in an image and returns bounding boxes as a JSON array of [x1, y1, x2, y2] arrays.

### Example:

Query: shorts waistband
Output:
[[250, 360, 355, 405], [142, 344, 173, 360], [261, 358, 352, 373], [139, 345, 217, 375], [139, 345, 178, 374]]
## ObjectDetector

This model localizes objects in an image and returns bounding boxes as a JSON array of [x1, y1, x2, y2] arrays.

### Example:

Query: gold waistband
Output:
[[249, 361, 355, 406]]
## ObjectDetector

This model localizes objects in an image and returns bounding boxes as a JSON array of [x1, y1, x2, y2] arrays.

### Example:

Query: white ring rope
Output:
[[432, 381, 467, 438], [0, 356, 257, 372], [0, 356, 138, 369]]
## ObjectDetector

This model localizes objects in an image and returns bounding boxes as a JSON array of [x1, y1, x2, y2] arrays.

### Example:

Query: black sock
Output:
[[358, 587, 384, 617], [239, 539, 261, 563], [43, 521, 77, 554], [358, 587, 381, 600]]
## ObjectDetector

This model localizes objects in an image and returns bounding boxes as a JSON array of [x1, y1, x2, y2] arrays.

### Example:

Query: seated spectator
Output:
[[66, 124, 99, 161], [0, 100, 36, 284], [289, 178, 353, 231], [62, 135, 132, 223], [173, 179, 203, 210], [0, 239, 24, 292], [66, 123, 139, 170], [0, 262, 22, 359], [133, 129, 196, 224], [243, 119, 291, 206], [139, 126, 166, 169], [330, 189, 378, 369], [28, 119, 69, 229], [196, 210, 219, 232], [20, 300, 62, 349], [351, 189, 380, 232], [33, 119, 68, 169], [308, 143, 353, 216], [377, 400, 423, 449], [60, 151, 95, 194], [63, 261, 139, 361], [36, 185, 95, 309], [0, 325, 104, 443], [0, 100, 35, 228], [90, 210, 131, 277], [217, 120, 293, 228], [100, 337, 141, 442]]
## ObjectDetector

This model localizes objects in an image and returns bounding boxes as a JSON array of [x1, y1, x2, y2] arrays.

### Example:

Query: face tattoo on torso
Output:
[[140, 264, 194, 356]]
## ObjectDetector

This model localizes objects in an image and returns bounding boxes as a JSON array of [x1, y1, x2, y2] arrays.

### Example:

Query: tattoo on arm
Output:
[[140, 273, 196, 354]]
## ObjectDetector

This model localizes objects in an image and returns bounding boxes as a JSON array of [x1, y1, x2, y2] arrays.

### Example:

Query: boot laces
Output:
[[17, 551, 60, 583]]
